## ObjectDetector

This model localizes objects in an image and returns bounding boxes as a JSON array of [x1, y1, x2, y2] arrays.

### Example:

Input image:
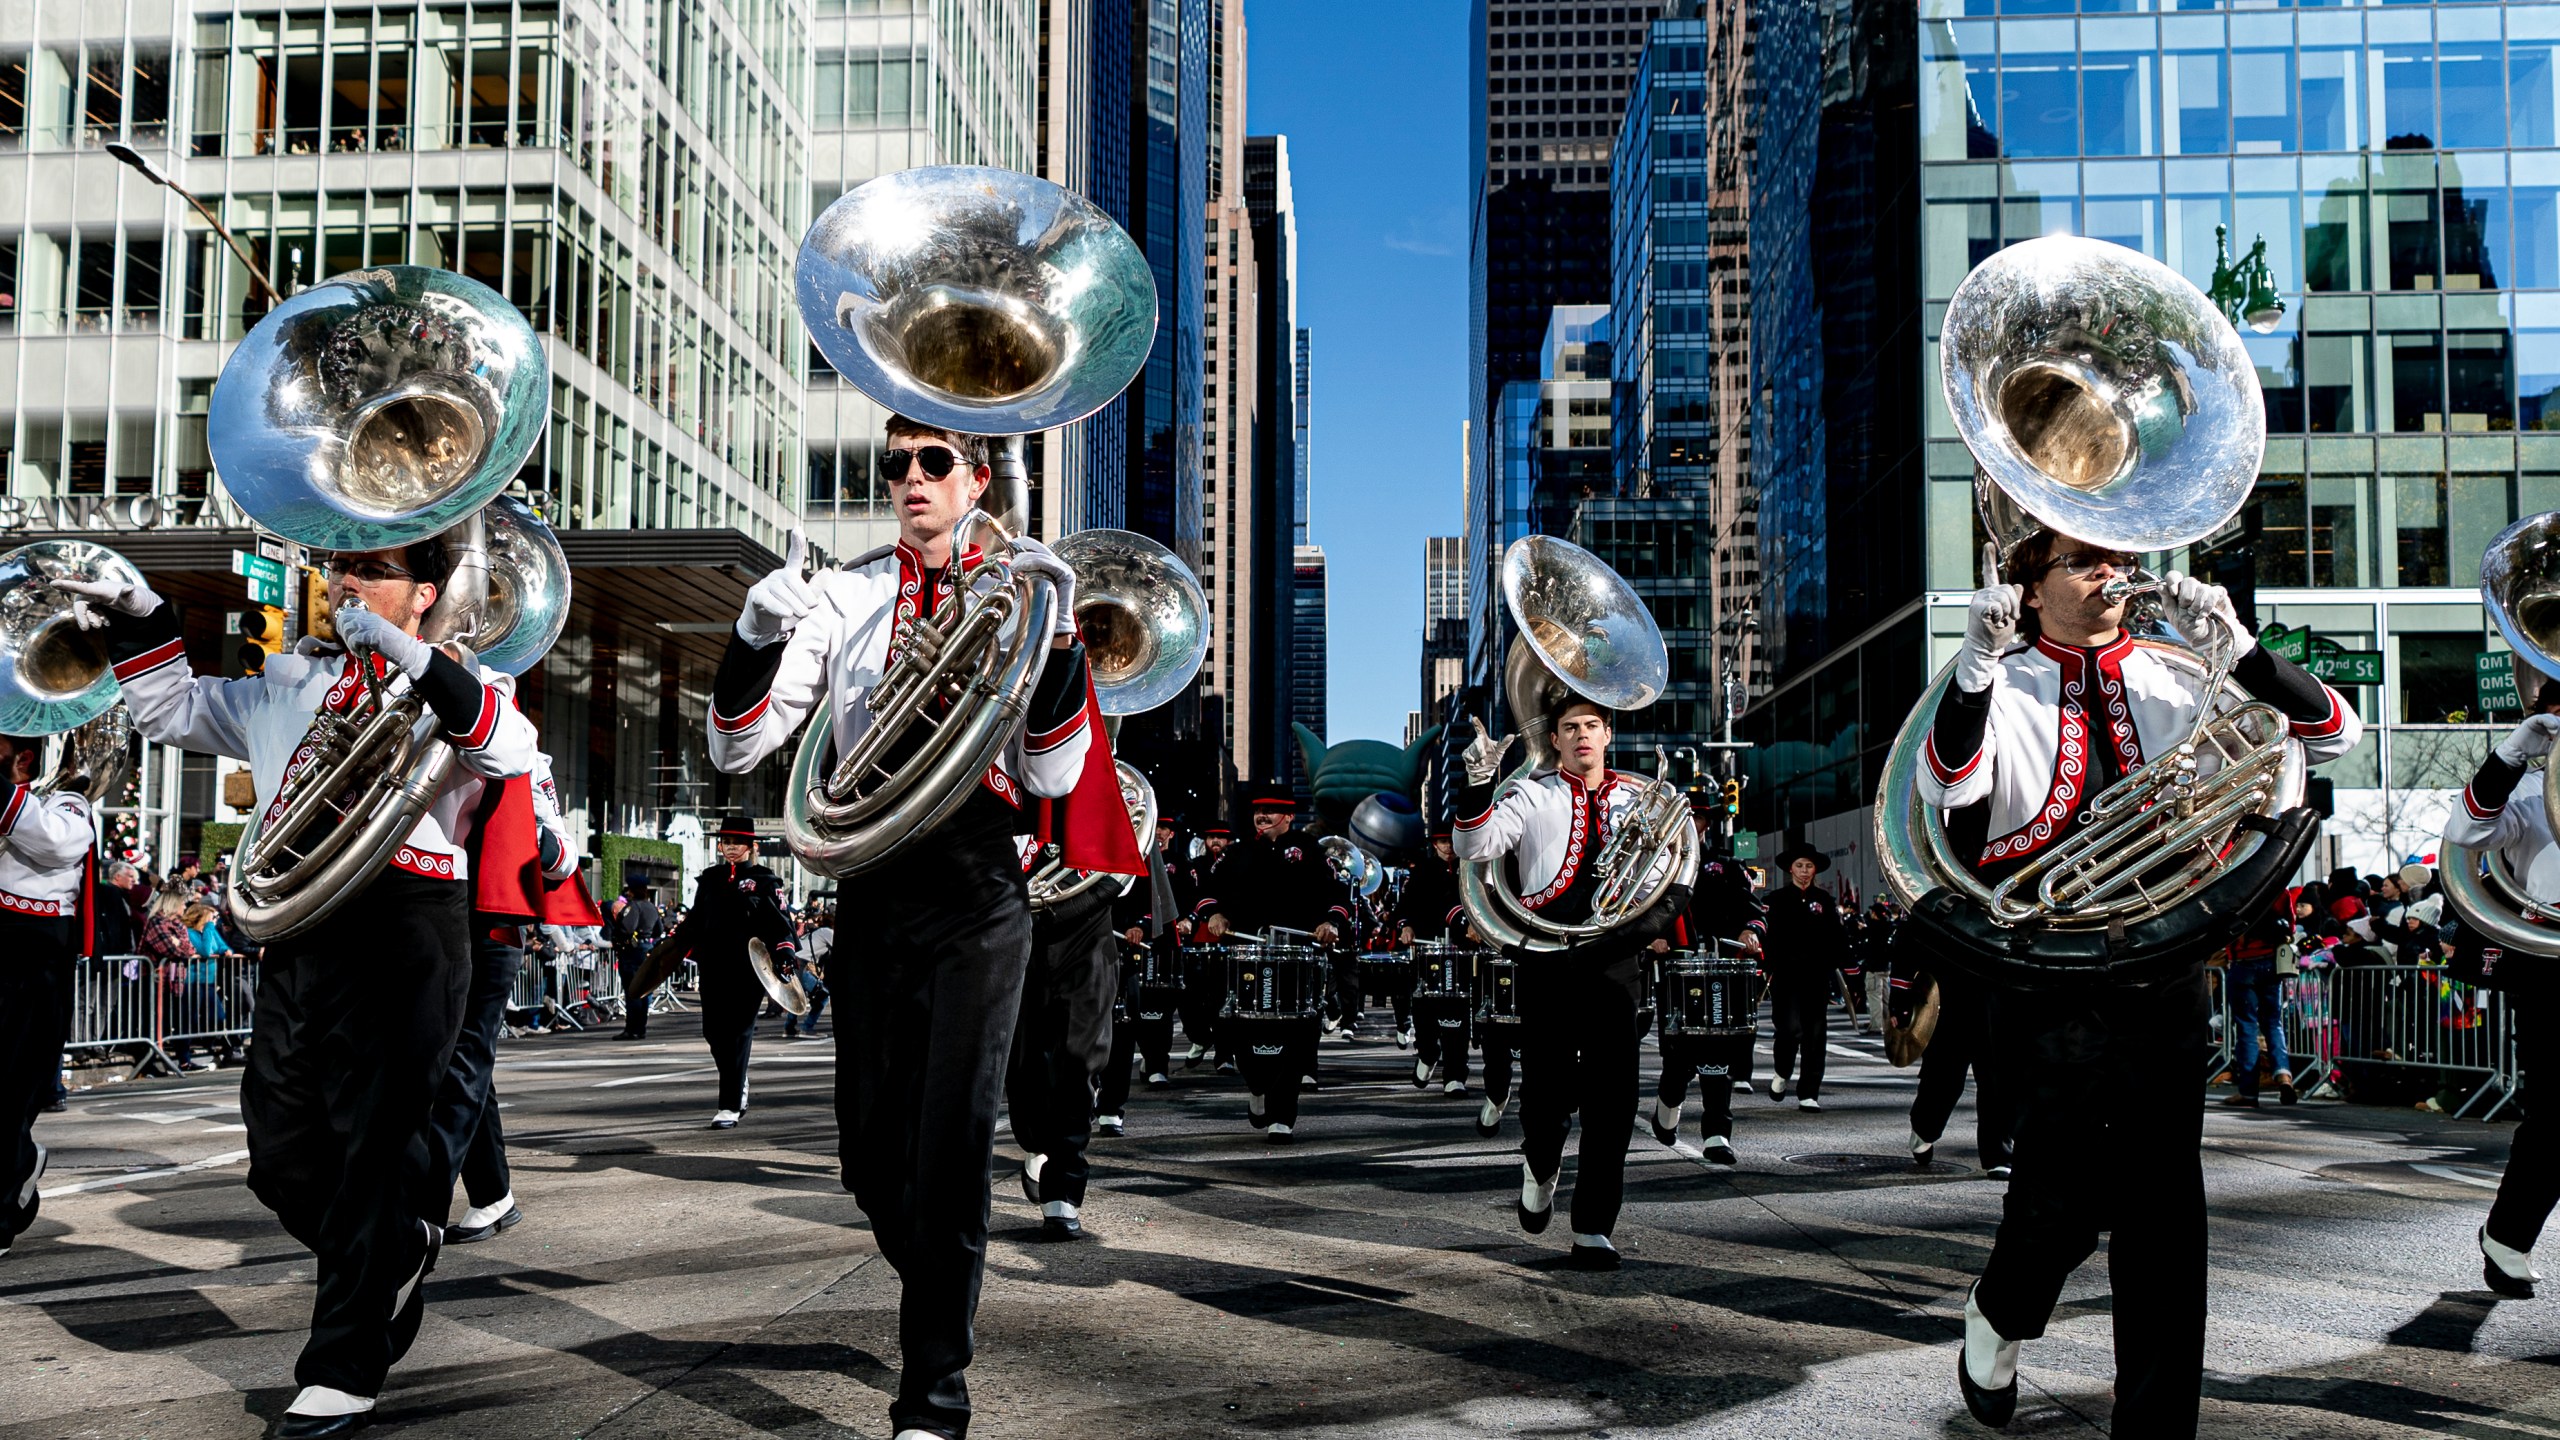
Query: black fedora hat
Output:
[[715, 812, 760, 842], [1773, 841, 1829, 874]]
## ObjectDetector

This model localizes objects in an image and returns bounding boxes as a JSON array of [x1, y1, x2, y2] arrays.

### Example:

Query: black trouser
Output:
[[1179, 955, 1225, 1064], [242, 872, 469, 1398], [615, 945, 650, 1033], [1656, 1030, 1755, 1139], [427, 918, 521, 1215], [2489, 982, 2560, 1255], [1096, 989, 1135, 1119], [699, 964, 759, 1113], [1910, 974, 2014, 1167], [1976, 970, 2209, 1439], [1768, 969, 1831, 1099], [1479, 1020, 1520, 1104], [0, 917, 74, 1245], [1231, 1015, 1320, 1126], [836, 830, 1034, 1440], [1007, 897, 1116, 1209], [1414, 997, 1472, 1082], [1519, 952, 1644, 1237]]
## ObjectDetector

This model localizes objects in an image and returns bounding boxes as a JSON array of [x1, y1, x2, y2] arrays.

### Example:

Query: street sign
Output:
[[2480, 651, 2523, 715], [2258, 622, 2380, 686], [255, 535, 288, 563], [1732, 832, 1759, 861], [231, 550, 286, 607]]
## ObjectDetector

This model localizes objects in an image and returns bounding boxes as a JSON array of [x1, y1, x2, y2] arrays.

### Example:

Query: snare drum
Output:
[[1129, 942, 1183, 1022], [1408, 941, 1476, 1001], [1224, 942, 1326, 1020], [1656, 948, 1760, 1039], [1476, 955, 1525, 1031], [1357, 951, 1414, 999]]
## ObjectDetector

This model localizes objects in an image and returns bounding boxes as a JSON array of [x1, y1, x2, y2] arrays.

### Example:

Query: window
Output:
[[2381, 333, 2443, 433], [122, 235, 160, 331], [2300, 46, 2361, 153], [2378, 44, 2436, 149], [2447, 333, 2511, 431], [1998, 52, 2076, 159], [2231, 47, 2293, 153], [2439, 42, 2505, 152], [2397, 472, 2449, 586]]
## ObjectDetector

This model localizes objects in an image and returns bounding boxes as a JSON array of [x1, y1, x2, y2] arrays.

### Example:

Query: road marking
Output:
[[105, 1107, 240, 1126], [42, 1150, 250, 1198], [593, 1069, 716, 1088], [2411, 1163, 2503, 1190]]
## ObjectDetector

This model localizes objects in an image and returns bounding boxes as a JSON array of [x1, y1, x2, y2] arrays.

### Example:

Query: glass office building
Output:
[[0, 0, 1036, 873], [1739, 0, 2554, 880]]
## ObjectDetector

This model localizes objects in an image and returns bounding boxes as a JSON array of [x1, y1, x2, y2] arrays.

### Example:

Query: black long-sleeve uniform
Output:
[[1761, 880, 1846, 1101], [1397, 850, 1477, 1085], [1656, 859, 1765, 1143], [1194, 828, 1343, 1129], [659, 860, 798, 1113]]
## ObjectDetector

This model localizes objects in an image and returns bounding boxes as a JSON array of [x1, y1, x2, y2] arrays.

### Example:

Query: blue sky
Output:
[[1245, 0, 1468, 745]]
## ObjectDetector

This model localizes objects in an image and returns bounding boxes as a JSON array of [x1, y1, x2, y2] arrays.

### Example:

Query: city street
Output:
[[2, 1012, 2555, 1438]]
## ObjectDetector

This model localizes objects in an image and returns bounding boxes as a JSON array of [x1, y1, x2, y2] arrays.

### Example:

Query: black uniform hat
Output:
[[1247, 785, 1297, 815], [715, 812, 760, 842], [1203, 819, 1235, 838], [1773, 841, 1829, 874]]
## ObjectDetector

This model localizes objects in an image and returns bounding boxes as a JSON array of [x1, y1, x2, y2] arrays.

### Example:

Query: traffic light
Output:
[[1722, 778, 1742, 816], [304, 567, 336, 644], [236, 605, 284, 675]]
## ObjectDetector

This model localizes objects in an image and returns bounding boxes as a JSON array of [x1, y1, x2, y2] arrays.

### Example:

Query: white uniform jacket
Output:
[[0, 781, 93, 916], [115, 637, 537, 882], [1454, 768, 1692, 910], [708, 538, 1093, 804], [2445, 765, 2560, 904], [1918, 632, 2360, 869]]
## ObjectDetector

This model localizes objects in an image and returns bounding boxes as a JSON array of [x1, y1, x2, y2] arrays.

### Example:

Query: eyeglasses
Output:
[[321, 557, 414, 583], [879, 445, 964, 482], [2042, 549, 2137, 579]]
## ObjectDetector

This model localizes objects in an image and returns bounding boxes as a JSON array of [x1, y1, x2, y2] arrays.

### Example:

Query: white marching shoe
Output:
[[1910, 1130, 1935, 1167], [1648, 1098, 1681, 1146], [1518, 1160, 1557, 1235], [1700, 1134, 1738, 1165], [1958, 1281, 2020, 1427], [1443, 1079, 1468, 1096], [1265, 1122, 1295, 1144], [709, 1109, 741, 1129], [1475, 1093, 1512, 1138], [2484, 1226, 2542, 1298]]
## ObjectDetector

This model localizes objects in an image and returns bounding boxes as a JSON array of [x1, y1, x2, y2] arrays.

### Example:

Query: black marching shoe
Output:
[[1700, 1135, 1738, 1165], [1094, 1114, 1126, 1138], [1957, 1283, 2019, 1428], [1041, 1202, 1084, 1240], [387, 1221, 442, 1365], [1566, 1236, 1621, 1271], [1647, 1099, 1679, 1147], [2483, 1226, 2540, 1299], [1019, 1159, 1044, 1206], [274, 1412, 368, 1439]]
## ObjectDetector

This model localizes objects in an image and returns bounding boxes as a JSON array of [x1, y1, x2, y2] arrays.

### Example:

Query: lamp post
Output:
[[105, 141, 283, 307], [2207, 223, 2284, 334]]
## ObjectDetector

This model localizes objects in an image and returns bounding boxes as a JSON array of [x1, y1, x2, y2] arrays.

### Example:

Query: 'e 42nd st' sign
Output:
[[2256, 623, 2383, 687]]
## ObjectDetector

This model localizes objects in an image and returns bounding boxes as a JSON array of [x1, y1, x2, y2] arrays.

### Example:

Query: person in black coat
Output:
[[1094, 822, 1179, 1135], [654, 814, 798, 1127], [608, 882, 664, 1039], [1177, 822, 1231, 1071], [1761, 843, 1845, 1110], [1397, 830, 1475, 1096], [1650, 853, 1763, 1163], [1193, 790, 1346, 1140]]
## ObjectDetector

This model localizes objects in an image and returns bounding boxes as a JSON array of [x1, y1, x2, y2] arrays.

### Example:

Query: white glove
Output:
[[2497, 713, 2560, 768], [332, 606, 432, 677], [55, 574, 164, 627], [1007, 536, 1079, 639], [737, 530, 817, 648], [1462, 717, 1513, 786], [1956, 582, 2022, 693], [2157, 570, 2255, 655]]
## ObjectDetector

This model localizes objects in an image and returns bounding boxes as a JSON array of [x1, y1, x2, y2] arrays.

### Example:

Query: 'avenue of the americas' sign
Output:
[[0, 491, 252, 533]]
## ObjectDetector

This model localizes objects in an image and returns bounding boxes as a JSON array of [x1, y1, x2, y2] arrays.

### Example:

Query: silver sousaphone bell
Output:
[[2441, 512, 2560, 955]]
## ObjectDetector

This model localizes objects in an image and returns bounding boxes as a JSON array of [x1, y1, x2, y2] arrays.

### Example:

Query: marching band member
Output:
[[1397, 828, 1472, 1096], [707, 412, 1121, 1440], [2443, 704, 2560, 1299], [1456, 704, 1691, 1271], [1010, 852, 1126, 1240], [0, 732, 95, 1262], [1193, 789, 1344, 1140], [72, 538, 537, 1438], [1095, 818, 1182, 1136], [432, 752, 588, 1245], [1650, 855, 1762, 1164], [1919, 532, 2358, 1434], [1180, 821, 1234, 1072], [1760, 842, 1844, 1112], [648, 814, 797, 1129]]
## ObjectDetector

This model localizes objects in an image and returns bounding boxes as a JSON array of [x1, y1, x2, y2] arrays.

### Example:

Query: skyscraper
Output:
[[1201, 0, 1263, 785], [1035, 0, 1134, 540], [1125, 0, 1207, 570], [1245, 133, 1302, 786], [1292, 543, 1329, 801], [1421, 535, 1468, 726], [0, 0, 1050, 869], [1467, 303, 1610, 705], [1294, 324, 1312, 542], [1470, 0, 1674, 608]]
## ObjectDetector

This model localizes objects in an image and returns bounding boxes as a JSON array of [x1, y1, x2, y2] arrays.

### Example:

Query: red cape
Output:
[[475, 774, 605, 925], [1033, 672, 1146, 877]]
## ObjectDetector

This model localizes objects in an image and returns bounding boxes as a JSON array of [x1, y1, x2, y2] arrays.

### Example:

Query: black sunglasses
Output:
[[879, 445, 964, 482], [321, 557, 415, 583]]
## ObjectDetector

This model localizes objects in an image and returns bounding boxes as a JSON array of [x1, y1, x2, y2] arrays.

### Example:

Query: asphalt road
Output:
[[2, 1004, 2556, 1439]]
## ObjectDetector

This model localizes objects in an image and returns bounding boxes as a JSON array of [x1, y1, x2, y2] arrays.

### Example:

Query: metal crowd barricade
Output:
[[160, 952, 257, 1061], [2319, 962, 2515, 1119], [63, 953, 171, 1077]]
